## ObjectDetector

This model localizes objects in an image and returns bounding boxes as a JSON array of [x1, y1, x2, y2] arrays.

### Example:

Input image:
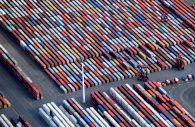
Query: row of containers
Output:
[[0, 114, 32, 127], [159, 0, 195, 30], [164, 73, 195, 85], [0, 44, 43, 100], [0, 0, 194, 65], [0, 92, 11, 109], [39, 81, 195, 127], [0, 0, 194, 93], [92, 82, 195, 127], [39, 99, 110, 127], [45, 42, 195, 93]]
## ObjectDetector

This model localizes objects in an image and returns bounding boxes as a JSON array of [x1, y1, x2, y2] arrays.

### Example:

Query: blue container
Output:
[[83, 116, 91, 123], [113, 116, 121, 124], [98, 105, 105, 112], [144, 117, 151, 125], [151, 98, 159, 105], [159, 113, 167, 120], [167, 94, 173, 100], [165, 111, 173, 119], [129, 97, 137, 104], [192, 74, 195, 79], [182, 76, 188, 81]]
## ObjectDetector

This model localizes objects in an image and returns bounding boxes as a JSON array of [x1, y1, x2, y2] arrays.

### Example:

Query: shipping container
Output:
[[0, 0, 194, 94]]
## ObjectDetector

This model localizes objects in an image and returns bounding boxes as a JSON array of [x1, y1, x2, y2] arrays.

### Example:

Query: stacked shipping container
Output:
[[93, 81, 195, 126], [0, 1, 194, 92], [39, 99, 111, 127], [0, 114, 32, 127], [0, 44, 43, 100], [39, 81, 195, 127]]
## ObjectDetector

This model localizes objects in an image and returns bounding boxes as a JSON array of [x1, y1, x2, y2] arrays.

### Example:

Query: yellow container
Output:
[[77, 17, 82, 22], [188, 28, 194, 33], [166, 27, 172, 33], [136, 40, 142, 46], [172, 119, 181, 126], [69, 64, 75, 70], [53, 67, 58, 73], [34, 56, 40, 62], [128, 69, 135, 77], [182, 29, 188, 35], [138, 52, 147, 59], [9, 20, 15, 25], [184, 60, 188, 65], [56, 66, 62, 72], [94, 24, 100, 30], [61, 50, 67, 56], [156, 64, 161, 72], [104, 22, 109, 28], [71, 49, 80, 60], [64, 13, 70, 19], [93, 49, 99, 57], [7, 101, 11, 107], [114, 59, 120, 65], [132, 29, 138, 34], [56, 45, 61, 50], [60, 47, 67, 55], [90, 71, 96, 78], [154, 29, 160, 34], [121, 14, 126, 19], [123, 36, 129, 42], [73, 47, 79, 54], [151, 42, 158, 50], [162, 40, 169, 47], [170, 110, 177, 118], [78, 22, 83, 28]]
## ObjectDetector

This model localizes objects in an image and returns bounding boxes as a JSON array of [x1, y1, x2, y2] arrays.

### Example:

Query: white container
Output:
[[125, 84, 171, 127], [86, 108, 104, 127], [51, 102, 74, 127], [1, 114, 14, 127], [0, 116, 9, 127], [43, 104, 51, 115], [73, 112, 89, 127], [60, 85, 67, 94], [39, 108, 57, 127], [47, 103, 68, 127], [82, 109, 99, 127], [53, 116, 65, 127], [90, 107, 110, 127], [110, 88, 148, 126]]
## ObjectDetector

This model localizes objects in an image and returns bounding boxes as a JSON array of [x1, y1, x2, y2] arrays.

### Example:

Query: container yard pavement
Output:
[[170, 81, 195, 117], [0, 27, 195, 126], [183, 0, 195, 6]]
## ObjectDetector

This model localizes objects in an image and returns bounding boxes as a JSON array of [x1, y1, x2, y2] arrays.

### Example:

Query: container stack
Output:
[[0, 1, 194, 93], [133, 81, 195, 126], [0, 114, 32, 127], [39, 99, 111, 127], [39, 81, 195, 127], [91, 82, 195, 127], [91, 91, 140, 126], [0, 44, 43, 100], [160, 0, 195, 30]]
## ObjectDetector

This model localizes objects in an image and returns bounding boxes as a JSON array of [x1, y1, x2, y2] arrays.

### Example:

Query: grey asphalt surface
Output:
[[183, 0, 195, 6], [0, 1, 195, 126], [169, 81, 195, 117]]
